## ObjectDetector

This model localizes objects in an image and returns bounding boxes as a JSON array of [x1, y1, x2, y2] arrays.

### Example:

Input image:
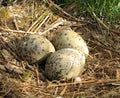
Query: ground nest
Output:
[[0, 0, 120, 98]]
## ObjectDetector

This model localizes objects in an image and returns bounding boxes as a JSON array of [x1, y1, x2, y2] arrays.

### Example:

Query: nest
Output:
[[0, 0, 120, 98]]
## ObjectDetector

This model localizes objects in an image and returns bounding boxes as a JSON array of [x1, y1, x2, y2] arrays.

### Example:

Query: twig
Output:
[[35, 14, 50, 32], [0, 27, 27, 33], [47, 79, 120, 88], [46, 0, 80, 21], [47, 80, 95, 88], [46, 0, 120, 36], [0, 62, 24, 74], [40, 18, 65, 35], [0, 18, 65, 35], [27, 11, 50, 32], [92, 12, 120, 35], [92, 12, 109, 30], [45, 0, 95, 27], [35, 66, 40, 86], [60, 85, 68, 96], [89, 37, 120, 55], [0, 27, 38, 34], [13, 17, 19, 30], [0, 38, 20, 61]]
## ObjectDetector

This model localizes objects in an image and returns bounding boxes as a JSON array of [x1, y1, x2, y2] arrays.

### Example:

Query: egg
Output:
[[45, 48, 85, 80], [52, 27, 89, 57], [16, 34, 55, 64]]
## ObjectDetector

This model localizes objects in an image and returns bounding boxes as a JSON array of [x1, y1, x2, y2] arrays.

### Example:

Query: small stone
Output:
[[74, 77, 82, 82]]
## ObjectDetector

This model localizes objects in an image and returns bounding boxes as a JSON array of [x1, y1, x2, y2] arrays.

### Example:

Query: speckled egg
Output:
[[45, 48, 85, 80], [52, 27, 89, 57], [16, 34, 55, 64]]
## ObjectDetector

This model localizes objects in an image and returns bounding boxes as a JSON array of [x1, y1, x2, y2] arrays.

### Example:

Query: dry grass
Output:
[[0, 0, 120, 98]]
